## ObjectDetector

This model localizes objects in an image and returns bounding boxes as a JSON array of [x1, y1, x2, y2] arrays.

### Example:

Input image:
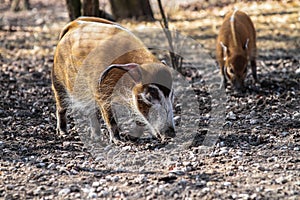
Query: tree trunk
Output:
[[65, 0, 114, 21], [82, 0, 99, 17], [109, 0, 154, 21], [65, 0, 81, 21], [21, 0, 30, 10], [11, 0, 30, 11]]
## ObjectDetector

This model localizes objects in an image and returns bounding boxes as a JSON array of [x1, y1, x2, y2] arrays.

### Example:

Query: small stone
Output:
[[92, 182, 100, 187], [36, 162, 46, 168], [238, 193, 249, 199], [250, 119, 258, 125], [70, 169, 79, 175], [182, 161, 191, 166], [223, 182, 231, 186], [99, 190, 110, 197], [70, 185, 80, 192], [122, 146, 131, 151], [178, 179, 187, 185], [47, 163, 56, 169], [66, 163, 74, 168], [6, 184, 14, 190], [226, 111, 237, 120], [250, 193, 258, 199], [201, 187, 210, 193], [275, 177, 288, 184], [219, 146, 229, 155], [293, 112, 300, 119], [82, 187, 95, 194], [99, 178, 106, 185], [250, 110, 256, 116], [267, 156, 277, 162], [281, 132, 289, 137], [219, 149, 228, 155], [169, 168, 185, 175], [206, 181, 214, 186], [75, 193, 81, 198], [88, 192, 98, 198], [219, 141, 225, 147], [273, 164, 281, 169], [33, 186, 45, 195], [173, 116, 180, 124], [112, 176, 119, 182], [258, 166, 266, 171], [58, 188, 71, 196]]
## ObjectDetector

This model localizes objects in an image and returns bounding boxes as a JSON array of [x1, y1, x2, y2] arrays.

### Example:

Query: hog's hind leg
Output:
[[52, 81, 68, 136]]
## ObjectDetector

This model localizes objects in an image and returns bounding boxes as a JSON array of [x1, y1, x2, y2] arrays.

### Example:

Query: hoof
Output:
[[111, 137, 125, 145], [56, 128, 67, 137]]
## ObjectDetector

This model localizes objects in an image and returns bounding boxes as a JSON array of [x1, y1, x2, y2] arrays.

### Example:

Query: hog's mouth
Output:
[[135, 120, 146, 127]]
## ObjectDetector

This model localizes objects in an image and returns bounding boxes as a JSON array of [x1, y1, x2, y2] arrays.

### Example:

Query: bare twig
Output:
[[157, 0, 183, 73]]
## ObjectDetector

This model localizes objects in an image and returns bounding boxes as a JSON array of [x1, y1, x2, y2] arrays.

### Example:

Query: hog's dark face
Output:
[[225, 54, 248, 92]]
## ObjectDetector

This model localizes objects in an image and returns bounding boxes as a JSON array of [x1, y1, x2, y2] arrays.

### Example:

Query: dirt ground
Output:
[[0, 0, 299, 199]]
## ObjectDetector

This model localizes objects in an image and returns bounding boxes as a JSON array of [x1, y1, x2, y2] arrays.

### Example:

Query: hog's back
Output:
[[216, 10, 256, 65], [53, 18, 156, 94]]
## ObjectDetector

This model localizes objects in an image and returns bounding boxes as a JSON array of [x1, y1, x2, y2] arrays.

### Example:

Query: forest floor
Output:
[[0, 0, 300, 199]]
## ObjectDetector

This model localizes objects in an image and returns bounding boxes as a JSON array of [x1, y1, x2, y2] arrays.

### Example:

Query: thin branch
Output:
[[157, 0, 183, 73]]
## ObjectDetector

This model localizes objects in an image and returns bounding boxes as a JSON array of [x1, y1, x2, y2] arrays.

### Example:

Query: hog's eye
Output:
[[147, 87, 159, 100], [143, 85, 161, 104], [229, 68, 234, 74]]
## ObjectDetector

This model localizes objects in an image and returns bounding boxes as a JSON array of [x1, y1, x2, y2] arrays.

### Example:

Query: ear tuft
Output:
[[244, 38, 249, 49]]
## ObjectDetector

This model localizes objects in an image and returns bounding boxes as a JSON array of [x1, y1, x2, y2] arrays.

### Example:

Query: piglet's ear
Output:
[[99, 63, 142, 85], [220, 41, 228, 61]]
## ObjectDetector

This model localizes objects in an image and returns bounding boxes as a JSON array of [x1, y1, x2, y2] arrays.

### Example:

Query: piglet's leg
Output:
[[221, 65, 228, 89], [250, 59, 258, 82]]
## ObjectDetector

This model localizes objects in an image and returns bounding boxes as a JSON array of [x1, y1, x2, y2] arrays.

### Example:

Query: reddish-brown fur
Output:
[[52, 17, 174, 142], [216, 10, 257, 91]]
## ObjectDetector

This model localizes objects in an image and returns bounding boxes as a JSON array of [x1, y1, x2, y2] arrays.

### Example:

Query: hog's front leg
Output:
[[100, 107, 122, 144]]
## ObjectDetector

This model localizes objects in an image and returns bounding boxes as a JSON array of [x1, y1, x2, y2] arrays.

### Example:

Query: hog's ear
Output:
[[220, 42, 227, 61], [244, 38, 249, 50], [161, 60, 167, 65], [99, 63, 142, 85]]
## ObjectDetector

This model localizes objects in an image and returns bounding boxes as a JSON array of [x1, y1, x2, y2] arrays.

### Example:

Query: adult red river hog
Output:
[[52, 17, 175, 143], [216, 9, 257, 92]]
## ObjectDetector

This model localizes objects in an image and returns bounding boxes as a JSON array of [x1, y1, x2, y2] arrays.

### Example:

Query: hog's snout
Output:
[[163, 126, 176, 138]]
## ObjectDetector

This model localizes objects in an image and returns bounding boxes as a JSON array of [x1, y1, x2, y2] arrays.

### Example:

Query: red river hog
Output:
[[216, 9, 257, 92], [52, 17, 175, 143]]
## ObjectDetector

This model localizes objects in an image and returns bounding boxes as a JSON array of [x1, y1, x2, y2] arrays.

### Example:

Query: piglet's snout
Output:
[[233, 79, 245, 93]]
